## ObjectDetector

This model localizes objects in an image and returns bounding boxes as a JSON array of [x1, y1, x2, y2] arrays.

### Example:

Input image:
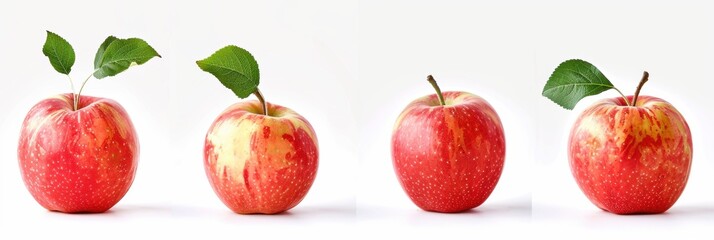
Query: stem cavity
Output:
[[253, 88, 268, 116], [427, 75, 445, 106], [632, 71, 649, 106]]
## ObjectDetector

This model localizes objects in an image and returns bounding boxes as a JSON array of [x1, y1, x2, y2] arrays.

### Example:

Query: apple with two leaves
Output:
[[18, 31, 160, 213]]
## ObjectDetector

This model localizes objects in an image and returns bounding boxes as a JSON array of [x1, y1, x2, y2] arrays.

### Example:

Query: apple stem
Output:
[[253, 88, 268, 116], [427, 75, 445, 106], [632, 71, 649, 106]]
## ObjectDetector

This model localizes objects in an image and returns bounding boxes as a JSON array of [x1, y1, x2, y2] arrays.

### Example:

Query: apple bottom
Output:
[[18, 94, 139, 213], [204, 101, 318, 214]]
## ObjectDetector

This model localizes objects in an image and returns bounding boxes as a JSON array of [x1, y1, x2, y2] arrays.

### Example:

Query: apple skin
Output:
[[391, 91, 505, 213], [569, 95, 692, 214], [204, 100, 318, 214], [18, 93, 139, 213]]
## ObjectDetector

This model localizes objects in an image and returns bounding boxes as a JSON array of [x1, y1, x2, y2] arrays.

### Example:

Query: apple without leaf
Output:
[[18, 94, 139, 213], [204, 101, 318, 214], [543, 59, 692, 214], [197, 45, 319, 214], [18, 31, 160, 213], [391, 75, 505, 213]]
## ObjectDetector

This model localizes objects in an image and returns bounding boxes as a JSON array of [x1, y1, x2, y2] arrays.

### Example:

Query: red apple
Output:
[[392, 90, 506, 213], [18, 93, 139, 213], [204, 100, 318, 214], [569, 95, 692, 214]]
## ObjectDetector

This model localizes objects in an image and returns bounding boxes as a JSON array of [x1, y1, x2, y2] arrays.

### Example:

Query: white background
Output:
[[1, 0, 713, 239]]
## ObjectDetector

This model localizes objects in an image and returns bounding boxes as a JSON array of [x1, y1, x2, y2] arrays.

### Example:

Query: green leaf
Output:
[[542, 59, 615, 110], [93, 37, 161, 79], [42, 31, 75, 75], [94, 36, 118, 68], [195, 45, 260, 99]]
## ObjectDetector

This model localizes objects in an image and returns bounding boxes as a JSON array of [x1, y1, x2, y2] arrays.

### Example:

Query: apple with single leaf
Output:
[[542, 59, 692, 214], [18, 31, 160, 213], [391, 75, 505, 213], [197, 45, 318, 214]]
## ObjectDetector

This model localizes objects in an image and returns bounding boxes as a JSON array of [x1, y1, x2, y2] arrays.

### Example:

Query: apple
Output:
[[391, 75, 505, 213], [22, 32, 158, 213], [18, 93, 139, 213], [569, 95, 692, 214], [542, 60, 692, 214], [197, 45, 318, 214], [203, 100, 318, 214]]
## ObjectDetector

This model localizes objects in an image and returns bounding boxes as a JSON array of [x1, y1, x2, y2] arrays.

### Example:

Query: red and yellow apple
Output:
[[569, 95, 692, 214], [18, 93, 139, 213], [203, 100, 318, 214], [392, 91, 506, 213]]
